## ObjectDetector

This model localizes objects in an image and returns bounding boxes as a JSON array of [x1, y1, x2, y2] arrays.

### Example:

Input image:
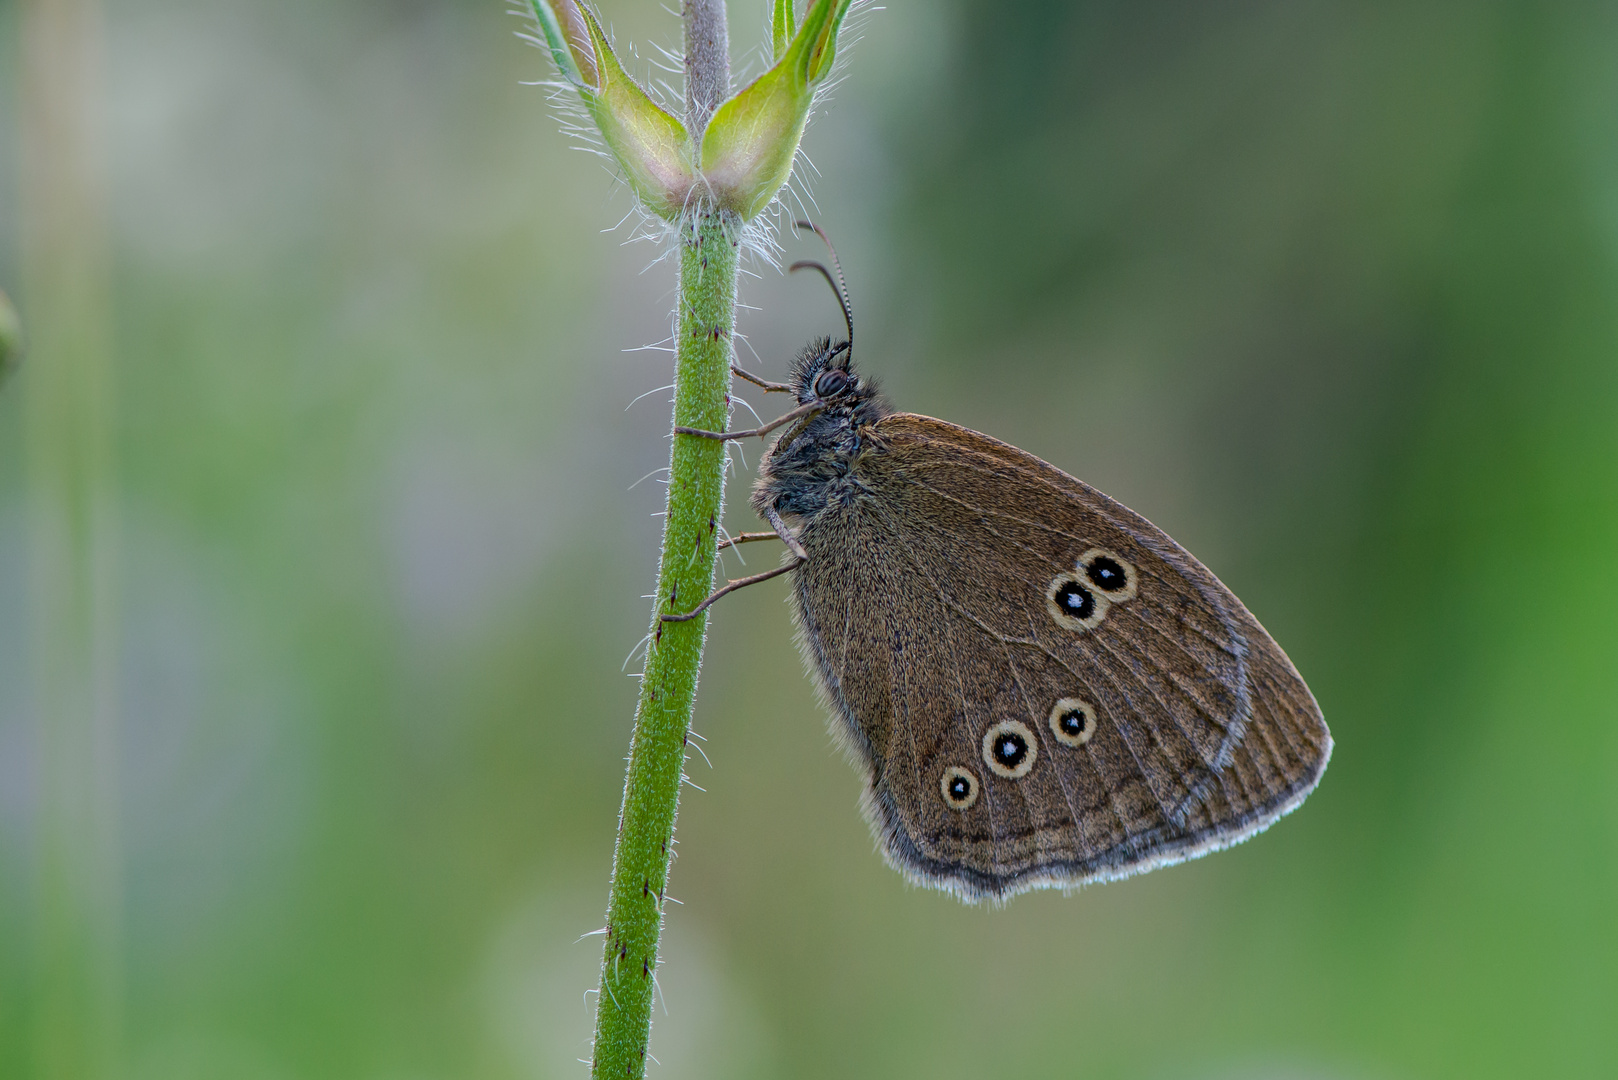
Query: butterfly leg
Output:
[[764, 505, 808, 561], [661, 507, 805, 623], [718, 531, 783, 551], [658, 556, 806, 623], [731, 365, 794, 394], [674, 400, 819, 441]]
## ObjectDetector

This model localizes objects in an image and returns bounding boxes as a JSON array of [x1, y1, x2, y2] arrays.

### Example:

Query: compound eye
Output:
[[813, 368, 849, 398]]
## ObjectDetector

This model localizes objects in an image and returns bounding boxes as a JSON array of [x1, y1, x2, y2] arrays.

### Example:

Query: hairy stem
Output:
[[590, 7, 735, 1070], [590, 210, 739, 1079], [683, 0, 730, 136]]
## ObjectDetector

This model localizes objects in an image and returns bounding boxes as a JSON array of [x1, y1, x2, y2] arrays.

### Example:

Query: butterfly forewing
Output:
[[789, 413, 1331, 900]]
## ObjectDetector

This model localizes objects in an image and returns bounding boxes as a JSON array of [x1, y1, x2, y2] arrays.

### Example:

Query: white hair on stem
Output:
[[731, 392, 765, 426], [623, 383, 675, 410], [621, 632, 653, 672], [627, 466, 671, 491]]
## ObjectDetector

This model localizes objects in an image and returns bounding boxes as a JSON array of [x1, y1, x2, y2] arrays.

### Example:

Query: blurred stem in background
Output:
[[0, 289, 23, 387], [527, 0, 854, 1074], [19, 0, 124, 1076]]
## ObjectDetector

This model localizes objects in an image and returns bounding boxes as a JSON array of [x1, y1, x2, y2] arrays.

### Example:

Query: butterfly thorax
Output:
[[751, 337, 891, 523]]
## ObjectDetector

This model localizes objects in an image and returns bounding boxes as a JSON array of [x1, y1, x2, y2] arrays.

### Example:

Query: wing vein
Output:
[[1001, 646, 1085, 836], [867, 487, 1223, 821], [900, 472, 1241, 659], [867, 498, 1015, 871], [922, 500, 1249, 727]]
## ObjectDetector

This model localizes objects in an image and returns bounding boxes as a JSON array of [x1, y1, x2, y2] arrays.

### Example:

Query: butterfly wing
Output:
[[789, 412, 1331, 900]]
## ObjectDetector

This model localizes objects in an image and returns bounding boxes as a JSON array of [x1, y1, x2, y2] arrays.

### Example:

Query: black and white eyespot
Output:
[[812, 367, 850, 398], [1078, 547, 1137, 602], [981, 719, 1037, 779], [1049, 697, 1098, 747], [940, 766, 980, 810], [1046, 573, 1109, 632]]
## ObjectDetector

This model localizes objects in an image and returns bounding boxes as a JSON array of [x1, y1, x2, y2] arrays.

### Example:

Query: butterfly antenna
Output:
[[789, 219, 853, 360]]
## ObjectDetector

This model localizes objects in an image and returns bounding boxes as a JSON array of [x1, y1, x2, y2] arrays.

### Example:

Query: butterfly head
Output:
[[754, 224, 890, 521], [790, 336, 855, 403], [752, 337, 890, 521], [783, 335, 888, 423]]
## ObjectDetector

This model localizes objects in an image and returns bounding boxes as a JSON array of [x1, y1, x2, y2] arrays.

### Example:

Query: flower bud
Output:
[[531, 0, 854, 223]]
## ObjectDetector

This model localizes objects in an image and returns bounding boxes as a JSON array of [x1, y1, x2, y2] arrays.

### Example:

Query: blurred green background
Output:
[[3, 1, 1616, 1077]]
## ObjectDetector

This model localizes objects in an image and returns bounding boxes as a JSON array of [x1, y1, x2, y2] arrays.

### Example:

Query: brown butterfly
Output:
[[666, 223, 1332, 901]]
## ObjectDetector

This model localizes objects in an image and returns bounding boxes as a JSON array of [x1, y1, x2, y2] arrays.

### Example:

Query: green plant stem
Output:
[[590, 209, 739, 1079]]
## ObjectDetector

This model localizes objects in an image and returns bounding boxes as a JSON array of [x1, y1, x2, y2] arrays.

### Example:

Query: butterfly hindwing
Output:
[[788, 412, 1331, 900]]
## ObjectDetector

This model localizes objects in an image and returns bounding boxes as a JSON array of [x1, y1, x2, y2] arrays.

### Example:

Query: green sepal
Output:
[[700, 0, 853, 219], [578, 9, 697, 218], [528, 0, 596, 88], [533, 1, 697, 219], [771, 0, 797, 61]]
